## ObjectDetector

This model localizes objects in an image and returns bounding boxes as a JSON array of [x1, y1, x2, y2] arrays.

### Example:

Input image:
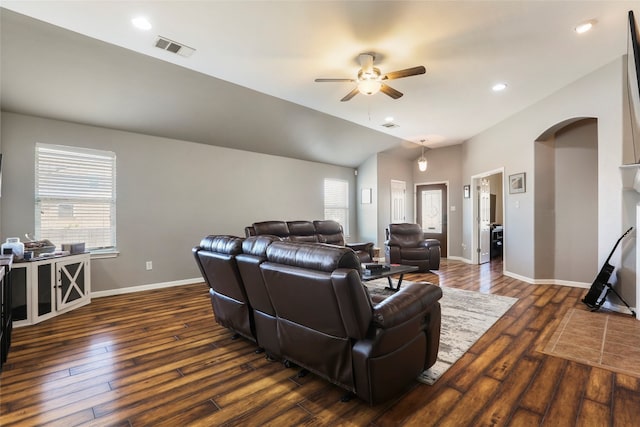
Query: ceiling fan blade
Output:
[[315, 78, 356, 82], [380, 84, 403, 99], [382, 66, 426, 80], [340, 87, 360, 102]]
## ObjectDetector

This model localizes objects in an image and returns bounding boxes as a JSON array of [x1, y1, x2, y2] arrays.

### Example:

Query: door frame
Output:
[[470, 168, 505, 271], [414, 180, 449, 258]]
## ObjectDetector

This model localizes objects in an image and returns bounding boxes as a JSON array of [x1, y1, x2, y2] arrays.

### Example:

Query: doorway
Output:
[[416, 183, 448, 257], [471, 169, 504, 266]]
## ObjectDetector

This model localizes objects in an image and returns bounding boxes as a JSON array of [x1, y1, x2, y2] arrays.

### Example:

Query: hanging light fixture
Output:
[[418, 140, 428, 172]]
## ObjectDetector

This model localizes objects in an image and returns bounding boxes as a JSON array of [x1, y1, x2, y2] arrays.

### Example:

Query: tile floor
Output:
[[542, 307, 640, 377]]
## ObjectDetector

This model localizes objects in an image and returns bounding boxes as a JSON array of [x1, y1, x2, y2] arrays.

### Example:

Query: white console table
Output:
[[11, 253, 91, 327]]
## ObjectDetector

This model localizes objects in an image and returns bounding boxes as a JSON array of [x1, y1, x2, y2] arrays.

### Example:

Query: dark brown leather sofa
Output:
[[385, 223, 441, 272], [193, 236, 442, 405], [245, 220, 375, 262]]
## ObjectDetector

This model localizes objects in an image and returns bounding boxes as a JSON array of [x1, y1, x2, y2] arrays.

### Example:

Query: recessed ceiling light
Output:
[[385, 116, 394, 122], [575, 19, 596, 34], [492, 83, 507, 92], [132, 17, 152, 30]]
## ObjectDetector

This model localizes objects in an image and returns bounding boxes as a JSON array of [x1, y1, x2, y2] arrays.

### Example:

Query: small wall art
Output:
[[509, 172, 526, 194]]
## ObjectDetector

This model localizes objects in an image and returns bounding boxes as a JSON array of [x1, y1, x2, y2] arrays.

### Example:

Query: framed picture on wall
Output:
[[509, 172, 526, 194], [463, 185, 470, 198]]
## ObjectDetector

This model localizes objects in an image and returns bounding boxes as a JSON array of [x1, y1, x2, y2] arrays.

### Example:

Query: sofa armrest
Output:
[[346, 241, 374, 254], [372, 282, 442, 329], [419, 238, 441, 249]]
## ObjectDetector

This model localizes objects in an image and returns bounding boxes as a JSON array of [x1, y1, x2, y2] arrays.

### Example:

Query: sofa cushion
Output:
[[266, 241, 360, 272], [253, 221, 290, 238], [313, 220, 346, 246], [198, 235, 243, 255], [401, 247, 430, 260], [287, 221, 319, 243]]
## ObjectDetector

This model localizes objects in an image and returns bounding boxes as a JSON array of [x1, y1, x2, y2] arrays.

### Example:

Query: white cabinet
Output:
[[12, 253, 90, 327]]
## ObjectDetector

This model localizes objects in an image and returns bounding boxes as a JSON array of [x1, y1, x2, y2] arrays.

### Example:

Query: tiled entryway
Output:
[[542, 308, 640, 378]]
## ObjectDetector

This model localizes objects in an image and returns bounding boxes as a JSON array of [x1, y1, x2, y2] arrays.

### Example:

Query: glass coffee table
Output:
[[361, 264, 419, 291]]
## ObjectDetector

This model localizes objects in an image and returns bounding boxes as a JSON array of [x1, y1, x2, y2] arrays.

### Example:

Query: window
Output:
[[35, 144, 116, 252], [324, 178, 349, 236]]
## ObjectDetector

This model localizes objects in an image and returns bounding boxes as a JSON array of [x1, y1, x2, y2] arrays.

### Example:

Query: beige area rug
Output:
[[365, 279, 518, 385], [541, 308, 640, 378]]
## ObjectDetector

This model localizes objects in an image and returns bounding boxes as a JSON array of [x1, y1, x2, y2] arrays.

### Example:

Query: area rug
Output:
[[365, 279, 518, 385], [540, 308, 640, 378]]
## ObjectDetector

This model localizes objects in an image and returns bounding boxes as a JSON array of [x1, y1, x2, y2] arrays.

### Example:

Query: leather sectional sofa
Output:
[[193, 235, 443, 405], [245, 220, 375, 263]]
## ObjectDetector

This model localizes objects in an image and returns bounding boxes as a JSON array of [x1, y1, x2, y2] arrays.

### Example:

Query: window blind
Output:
[[35, 144, 116, 251], [324, 178, 349, 236]]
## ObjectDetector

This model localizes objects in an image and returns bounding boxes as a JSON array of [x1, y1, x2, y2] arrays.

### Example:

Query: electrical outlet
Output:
[[146, 261, 152, 271]]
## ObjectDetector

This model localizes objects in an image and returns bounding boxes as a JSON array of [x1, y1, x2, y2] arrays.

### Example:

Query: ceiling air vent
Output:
[[154, 36, 195, 57], [381, 122, 399, 128]]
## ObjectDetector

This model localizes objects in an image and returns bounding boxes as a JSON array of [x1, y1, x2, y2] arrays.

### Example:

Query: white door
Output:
[[478, 179, 491, 264], [390, 180, 406, 223]]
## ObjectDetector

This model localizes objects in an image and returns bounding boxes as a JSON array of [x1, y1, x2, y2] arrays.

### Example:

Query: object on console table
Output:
[[23, 239, 56, 257]]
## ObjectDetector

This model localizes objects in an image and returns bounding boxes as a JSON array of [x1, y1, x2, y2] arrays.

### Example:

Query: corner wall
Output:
[[462, 58, 626, 295]]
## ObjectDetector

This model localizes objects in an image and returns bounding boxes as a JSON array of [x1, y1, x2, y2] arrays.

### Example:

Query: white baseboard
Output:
[[92, 277, 204, 298], [446, 256, 473, 264], [503, 270, 591, 288]]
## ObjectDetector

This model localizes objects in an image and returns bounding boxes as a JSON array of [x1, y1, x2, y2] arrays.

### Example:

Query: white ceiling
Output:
[[1, 1, 639, 166]]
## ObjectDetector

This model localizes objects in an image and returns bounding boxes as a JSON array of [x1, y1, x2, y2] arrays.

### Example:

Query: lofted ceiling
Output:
[[1, 1, 638, 168]]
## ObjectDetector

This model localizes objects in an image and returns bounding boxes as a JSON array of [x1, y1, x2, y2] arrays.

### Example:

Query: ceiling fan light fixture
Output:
[[418, 156, 428, 172], [358, 79, 382, 95], [417, 140, 428, 172]]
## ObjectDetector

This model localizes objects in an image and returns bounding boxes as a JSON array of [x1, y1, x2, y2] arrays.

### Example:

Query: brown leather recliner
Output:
[[192, 235, 254, 341], [261, 241, 442, 405], [385, 223, 441, 271], [236, 235, 282, 358]]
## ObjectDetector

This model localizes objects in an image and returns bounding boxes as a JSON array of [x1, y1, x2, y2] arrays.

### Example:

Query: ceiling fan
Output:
[[315, 53, 425, 102]]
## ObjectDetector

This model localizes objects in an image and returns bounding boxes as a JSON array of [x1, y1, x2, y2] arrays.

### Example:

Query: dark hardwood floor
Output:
[[1, 259, 639, 426]]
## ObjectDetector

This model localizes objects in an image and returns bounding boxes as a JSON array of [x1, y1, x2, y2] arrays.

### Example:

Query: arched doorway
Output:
[[534, 117, 598, 283]]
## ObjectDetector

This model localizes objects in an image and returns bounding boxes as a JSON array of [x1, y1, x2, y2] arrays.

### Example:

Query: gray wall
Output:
[[554, 119, 598, 282], [356, 154, 378, 248], [413, 144, 463, 258], [1, 112, 356, 292], [535, 138, 557, 279], [376, 153, 414, 248], [535, 119, 598, 283], [460, 57, 636, 304]]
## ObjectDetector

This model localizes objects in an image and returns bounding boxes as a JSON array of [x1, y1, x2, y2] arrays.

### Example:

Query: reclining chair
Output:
[[260, 241, 442, 404], [385, 223, 441, 271], [192, 235, 255, 342]]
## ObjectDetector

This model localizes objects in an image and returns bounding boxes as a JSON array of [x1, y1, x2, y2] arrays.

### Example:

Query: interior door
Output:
[[478, 179, 491, 264], [390, 180, 406, 223], [416, 183, 447, 257]]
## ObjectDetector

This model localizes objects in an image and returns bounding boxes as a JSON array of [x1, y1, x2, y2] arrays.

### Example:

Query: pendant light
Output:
[[418, 140, 428, 172]]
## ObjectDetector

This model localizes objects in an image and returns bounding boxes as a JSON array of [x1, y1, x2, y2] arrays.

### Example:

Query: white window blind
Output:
[[35, 144, 116, 251], [324, 178, 349, 236]]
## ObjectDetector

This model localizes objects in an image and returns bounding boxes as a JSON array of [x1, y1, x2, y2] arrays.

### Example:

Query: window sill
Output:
[[90, 250, 120, 259]]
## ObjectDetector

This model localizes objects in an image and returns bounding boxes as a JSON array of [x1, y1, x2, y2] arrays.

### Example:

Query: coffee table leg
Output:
[[384, 274, 405, 292]]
